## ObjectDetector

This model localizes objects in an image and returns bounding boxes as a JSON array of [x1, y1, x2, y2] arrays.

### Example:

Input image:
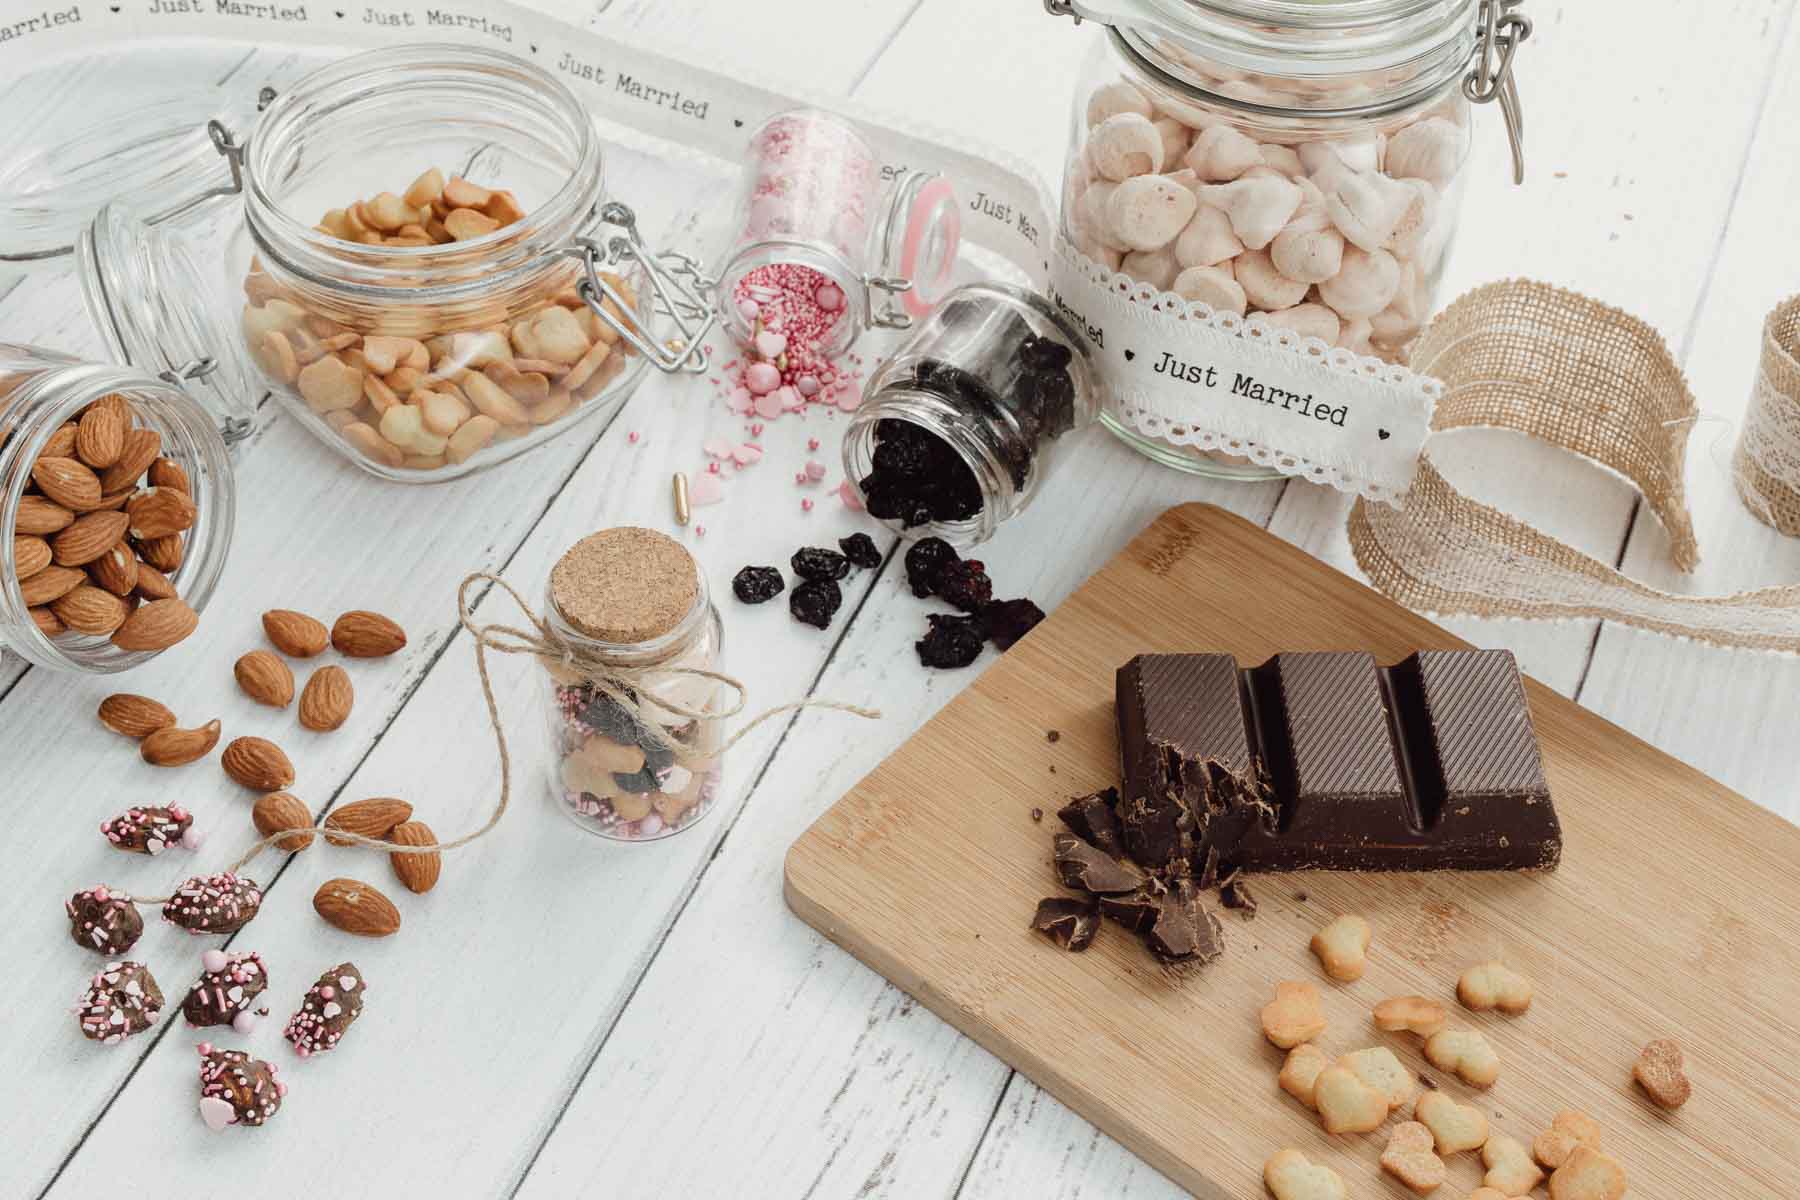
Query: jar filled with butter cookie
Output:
[[541, 528, 725, 842]]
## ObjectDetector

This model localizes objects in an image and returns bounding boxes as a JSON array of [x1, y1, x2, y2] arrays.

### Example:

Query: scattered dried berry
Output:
[[732, 565, 785, 605], [916, 613, 985, 669], [1019, 333, 1074, 373], [904, 537, 959, 598], [983, 598, 1046, 650], [791, 546, 851, 582], [790, 578, 843, 629], [67, 886, 143, 955], [838, 532, 882, 569], [935, 559, 994, 612], [860, 414, 983, 527]]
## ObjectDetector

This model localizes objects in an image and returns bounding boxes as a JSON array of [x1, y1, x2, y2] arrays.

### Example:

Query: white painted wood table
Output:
[[5, 1, 1799, 1196]]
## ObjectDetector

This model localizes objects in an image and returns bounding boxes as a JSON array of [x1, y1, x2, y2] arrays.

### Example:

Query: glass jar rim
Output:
[[242, 44, 606, 303]]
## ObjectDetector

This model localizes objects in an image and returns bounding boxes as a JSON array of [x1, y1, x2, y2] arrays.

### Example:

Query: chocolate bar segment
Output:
[[1116, 650, 1560, 873]]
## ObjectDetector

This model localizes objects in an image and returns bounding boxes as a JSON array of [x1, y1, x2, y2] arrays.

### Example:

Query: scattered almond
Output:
[[87, 543, 140, 595], [221, 736, 295, 790], [299, 664, 354, 731], [388, 820, 441, 893], [74, 401, 127, 469], [30, 457, 102, 511], [331, 609, 406, 657], [147, 457, 190, 493], [99, 428, 161, 493], [50, 511, 130, 567], [21, 564, 85, 607], [97, 693, 178, 738], [141, 718, 221, 766], [51, 585, 128, 635], [263, 609, 330, 657], [313, 877, 401, 937], [135, 532, 185, 573], [253, 791, 316, 851], [235, 650, 296, 708], [324, 797, 412, 846], [111, 597, 198, 652], [133, 564, 178, 601]]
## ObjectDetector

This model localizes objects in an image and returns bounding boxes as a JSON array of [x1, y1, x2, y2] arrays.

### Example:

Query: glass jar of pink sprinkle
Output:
[[716, 109, 962, 381]]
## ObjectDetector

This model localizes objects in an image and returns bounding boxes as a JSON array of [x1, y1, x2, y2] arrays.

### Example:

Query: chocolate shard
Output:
[[1032, 897, 1100, 952], [1052, 832, 1145, 894], [1057, 787, 1125, 857], [1144, 878, 1224, 967], [1097, 886, 1165, 934], [1115, 650, 1561, 873]]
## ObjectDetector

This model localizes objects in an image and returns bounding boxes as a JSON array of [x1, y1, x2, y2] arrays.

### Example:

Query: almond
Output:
[[50, 511, 131, 567], [147, 457, 191, 493], [98, 693, 178, 739], [313, 877, 401, 937], [388, 820, 441, 893], [135, 532, 184, 573], [51, 585, 127, 635], [125, 488, 198, 540], [16, 494, 74, 535], [324, 797, 412, 846], [221, 736, 295, 791], [41, 422, 78, 459], [112, 597, 198, 652], [30, 457, 102, 511], [75, 402, 126, 469], [20, 564, 85, 607], [298, 664, 353, 731], [92, 489, 133, 512], [253, 791, 316, 851], [263, 609, 330, 657], [87, 543, 140, 596], [134, 564, 178, 601], [235, 650, 295, 707], [141, 718, 221, 766], [331, 610, 406, 658], [30, 606, 64, 637], [99, 428, 162, 493], [13, 534, 51, 581]]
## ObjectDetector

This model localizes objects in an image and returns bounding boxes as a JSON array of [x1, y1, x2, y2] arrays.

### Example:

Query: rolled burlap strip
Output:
[[1733, 295, 1800, 536]]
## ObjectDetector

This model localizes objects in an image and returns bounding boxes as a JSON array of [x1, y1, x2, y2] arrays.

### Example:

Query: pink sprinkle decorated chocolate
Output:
[[284, 961, 365, 1058], [162, 872, 262, 935], [66, 886, 143, 955], [182, 950, 269, 1031], [75, 961, 163, 1045], [100, 805, 199, 855], [197, 1045, 286, 1131]]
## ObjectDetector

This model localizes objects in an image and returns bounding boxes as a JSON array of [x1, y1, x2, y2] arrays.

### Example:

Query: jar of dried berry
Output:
[[541, 528, 726, 842], [843, 282, 1101, 547], [714, 110, 963, 375]]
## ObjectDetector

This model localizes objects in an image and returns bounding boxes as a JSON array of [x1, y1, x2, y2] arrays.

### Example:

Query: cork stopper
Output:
[[549, 527, 699, 644]]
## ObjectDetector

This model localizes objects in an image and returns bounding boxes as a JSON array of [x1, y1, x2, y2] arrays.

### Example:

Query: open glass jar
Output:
[[844, 283, 1100, 547], [715, 110, 962, 361], [1052, 0, 1529, 477], [0, 345, 235, 674], [0, 46, 716, 484]]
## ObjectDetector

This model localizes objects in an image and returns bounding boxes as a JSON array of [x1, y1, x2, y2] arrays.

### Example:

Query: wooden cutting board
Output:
[[785, 504, 1800, 1199]]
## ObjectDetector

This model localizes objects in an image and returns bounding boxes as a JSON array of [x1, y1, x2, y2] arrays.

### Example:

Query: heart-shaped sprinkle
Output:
[[754, 331, 788, 359], [687, 473, 724, 507], [199, 1096, 236, 1132]]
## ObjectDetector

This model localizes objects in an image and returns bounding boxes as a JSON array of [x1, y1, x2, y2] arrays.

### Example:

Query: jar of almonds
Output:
[[1052, 0, 1529, 477], [0, 343, 235, 672], [542, 528, 725, 842]]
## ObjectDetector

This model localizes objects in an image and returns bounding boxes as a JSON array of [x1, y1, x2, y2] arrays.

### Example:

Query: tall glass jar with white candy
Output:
[[1054, 0, 1528, 477]]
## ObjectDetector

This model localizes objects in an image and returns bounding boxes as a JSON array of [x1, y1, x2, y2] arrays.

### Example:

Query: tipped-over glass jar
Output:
[[844, 283, 1100, 547], [1053, 0, 1528, 477], [541, 528, 725, 842]]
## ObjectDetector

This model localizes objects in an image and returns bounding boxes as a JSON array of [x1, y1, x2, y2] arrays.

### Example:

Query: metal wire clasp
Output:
[[1466, 0, 1532, 184], [571, 202, 715, 375], [867, 276, 917, 332]]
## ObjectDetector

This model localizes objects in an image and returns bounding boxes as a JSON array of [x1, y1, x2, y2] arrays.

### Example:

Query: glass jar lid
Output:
[[877, 171, 962, 322], [74, 202, 259, 444]]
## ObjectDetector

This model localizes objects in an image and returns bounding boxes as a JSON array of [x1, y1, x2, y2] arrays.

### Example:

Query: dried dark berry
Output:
[[789, 578, 843, 629], [612, 766, 661, 794], [790, 547, 850, 582], [904, 537, 959, 598], [983, 598, 1046, 650], [915, 613, 985, 669], [1018, 334, 1073, 373], [579, 688, 641, 744], [732, 565, 785, 605], [873, 437, 929, 477], [838, 532, 882, 569], [935, 559, 993, 612], [861, 481, 902, 521]]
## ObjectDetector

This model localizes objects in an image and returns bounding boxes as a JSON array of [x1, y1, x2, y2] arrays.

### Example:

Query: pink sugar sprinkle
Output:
[[801, 498, 814, 511], [807, 437, 821, 451], [695, 524, 706, 535], [708, 462, 721, 474], [627, 431, 640, 444]]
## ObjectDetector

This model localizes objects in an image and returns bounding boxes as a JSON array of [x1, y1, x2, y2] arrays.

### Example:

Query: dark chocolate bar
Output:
[[1116, 650, 1561, 873]]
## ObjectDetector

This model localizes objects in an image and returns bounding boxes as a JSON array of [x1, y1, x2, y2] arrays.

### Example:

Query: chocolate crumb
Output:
[[1029, 808, 1043, 823], [1048, 765, 1056, 774], [1220, 877, 1257, 918], [1031, 896, 1100, 952], [1293, 891, 1309, 903], [1045, 730, 1061, 743], [1420, 1074, 1439, 1089], [1052, 833, 1145, 894]]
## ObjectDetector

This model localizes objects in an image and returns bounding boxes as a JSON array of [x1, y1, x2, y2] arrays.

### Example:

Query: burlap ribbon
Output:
[[1734, 296, 1800, 535], [1348, 280, 1800, 652]]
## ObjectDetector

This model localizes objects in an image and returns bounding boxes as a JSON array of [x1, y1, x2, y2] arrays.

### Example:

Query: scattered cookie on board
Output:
[[1424, 1028, 1501, 1088], [1263, 1148, 1346, 1200], [1415, 1089, 1490, 1155], [1633, 1037, 1691, 1110], [1470, 1190, 1512, 1200], [1532, 1108, 1602, 1169], [1481, 1133, 1545, 1196], [1380, 1121, 1447, 1195], [1337, 1046, 1416, 1109], [1310, 914, 1372, 982], [1279, 1043, 1330, 1110], [1547, 1145, 1628, 1200], [1458, 961, 1533, 1014], [1314, 1064, 1390, 1134], [1374, 994, 1448, 1037], [197, 1044, 286, 1130], [1261, 980, 1328, 1048]]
